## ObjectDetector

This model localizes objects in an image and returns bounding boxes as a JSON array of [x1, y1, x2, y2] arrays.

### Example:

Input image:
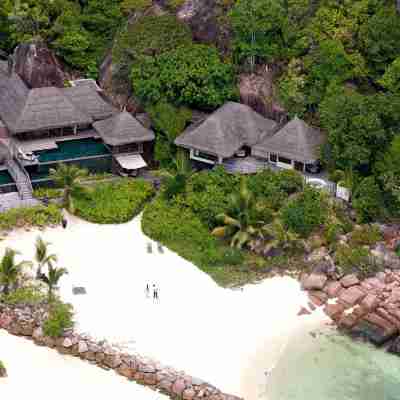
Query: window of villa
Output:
[[269, 153, 277, 162], [278, 156, 292, 165], [194, 150, 217, 161]]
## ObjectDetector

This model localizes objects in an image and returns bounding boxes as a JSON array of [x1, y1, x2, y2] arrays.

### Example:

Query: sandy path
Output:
[[0, 330, 167, 399], [0, 214, 329, 399]]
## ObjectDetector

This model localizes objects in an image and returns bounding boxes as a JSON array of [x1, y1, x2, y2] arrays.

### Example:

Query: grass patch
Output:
[[74, 178, 154, 224], [0, 204, 62, 231]]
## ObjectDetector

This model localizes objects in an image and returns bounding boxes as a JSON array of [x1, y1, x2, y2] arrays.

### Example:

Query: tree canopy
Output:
[[131, 44, 238, 110]]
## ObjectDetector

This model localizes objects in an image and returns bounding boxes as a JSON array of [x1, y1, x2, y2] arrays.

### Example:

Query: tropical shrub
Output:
[[33, 187, 63, 200], [274, 170, 304, 195], [149, 102, 192, 168], [0, 286, 45, 306], [74, 179, 154, 224], [348, 225, 382, 247], [184, 168, 239, 228], [352, 177, 384, 223], [335, 244, 380, 278], [0, 204, 62, 231], [247, 169, 303, 210], [323, 223, 344, 246], [43, 301, 74, 338], [281, 187, 327, 237], [142, 197, 243, 269]]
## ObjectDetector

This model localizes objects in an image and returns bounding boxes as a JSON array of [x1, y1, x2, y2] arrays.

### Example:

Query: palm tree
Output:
[[38, 263, 68, 301], [49, 164, 88, 212], [0, 248, 32, 295], [161, 150, 193, 199], [212, 179, 262, 249], [34, 236, 57, 279]]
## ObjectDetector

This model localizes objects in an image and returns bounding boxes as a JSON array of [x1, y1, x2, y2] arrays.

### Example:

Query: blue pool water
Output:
[[36, 138, 110, 163]]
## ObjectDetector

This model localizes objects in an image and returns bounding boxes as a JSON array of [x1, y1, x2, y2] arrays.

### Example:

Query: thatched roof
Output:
[[0, 69, 95, 134], [174, 102, 277, 158], [63, 86, 115, 121], [252, 116, 325, 163], [93, 111, 155, 146], [10, 87, 92, 134], [0, 70, 30, 133]]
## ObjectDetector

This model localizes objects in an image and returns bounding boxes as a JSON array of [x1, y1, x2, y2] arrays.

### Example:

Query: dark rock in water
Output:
[[351, 320, 397, 346], [12, 42, 67, 88], [388, 336, 400, 355]]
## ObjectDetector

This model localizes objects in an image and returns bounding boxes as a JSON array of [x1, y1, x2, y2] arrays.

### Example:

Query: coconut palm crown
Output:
[[49, 164, 88, 212], [212, 178, 263, 249], [0, 248, 32, 295], [35, 236, 57, 278], [38, 263, 68, 300]]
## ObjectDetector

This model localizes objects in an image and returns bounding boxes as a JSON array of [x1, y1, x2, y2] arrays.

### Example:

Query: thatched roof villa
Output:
[[0, 65, 156, 197], [252, 116, 325, 172], [175, 103, 325, 173], [175, 102, 277, 164]]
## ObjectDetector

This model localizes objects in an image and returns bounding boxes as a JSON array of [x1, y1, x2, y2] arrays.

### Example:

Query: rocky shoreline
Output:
[[301, 230, 400, 355], [0, 304, 242, 400]]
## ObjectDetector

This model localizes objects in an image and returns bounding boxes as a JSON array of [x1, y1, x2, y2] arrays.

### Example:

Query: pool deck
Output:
[[15, 130, 100, 154]]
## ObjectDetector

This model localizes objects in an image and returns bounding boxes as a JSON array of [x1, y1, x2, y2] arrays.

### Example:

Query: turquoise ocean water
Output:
[[265, 327, 400, 400]]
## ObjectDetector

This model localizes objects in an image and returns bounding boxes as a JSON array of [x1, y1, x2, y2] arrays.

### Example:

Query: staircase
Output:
[[6, 158, 34, 200]]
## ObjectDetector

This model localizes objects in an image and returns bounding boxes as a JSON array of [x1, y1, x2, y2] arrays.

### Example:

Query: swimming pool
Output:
[[36, 138, 110, 163], [0, 170, 14, 185]]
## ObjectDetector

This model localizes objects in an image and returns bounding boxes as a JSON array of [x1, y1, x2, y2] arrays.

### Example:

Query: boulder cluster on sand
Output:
[[300, 226, 400, 355], [0, 305, 242, 400]]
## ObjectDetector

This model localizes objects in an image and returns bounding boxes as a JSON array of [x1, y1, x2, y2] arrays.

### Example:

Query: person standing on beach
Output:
[[145, 283, 150, 298], [153, 284, 159, 301], [62, 217, 67, 229]]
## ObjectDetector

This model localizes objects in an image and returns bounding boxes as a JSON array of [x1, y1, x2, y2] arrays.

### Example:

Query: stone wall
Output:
[[0, 304, 242, 400]]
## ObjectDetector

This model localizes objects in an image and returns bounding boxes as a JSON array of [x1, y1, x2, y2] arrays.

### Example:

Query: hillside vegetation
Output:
[[1, 0, 400, 218]]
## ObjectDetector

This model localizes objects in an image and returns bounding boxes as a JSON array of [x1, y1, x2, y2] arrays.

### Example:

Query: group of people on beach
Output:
[[146, 283, 159, 301]]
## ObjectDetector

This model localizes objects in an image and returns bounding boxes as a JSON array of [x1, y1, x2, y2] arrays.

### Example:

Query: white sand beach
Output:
[[0, 214, 330, 399], [0, 330, 168, 399]]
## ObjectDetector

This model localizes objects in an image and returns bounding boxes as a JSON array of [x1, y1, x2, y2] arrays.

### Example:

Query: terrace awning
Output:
[[115, 154, 147, 170]]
